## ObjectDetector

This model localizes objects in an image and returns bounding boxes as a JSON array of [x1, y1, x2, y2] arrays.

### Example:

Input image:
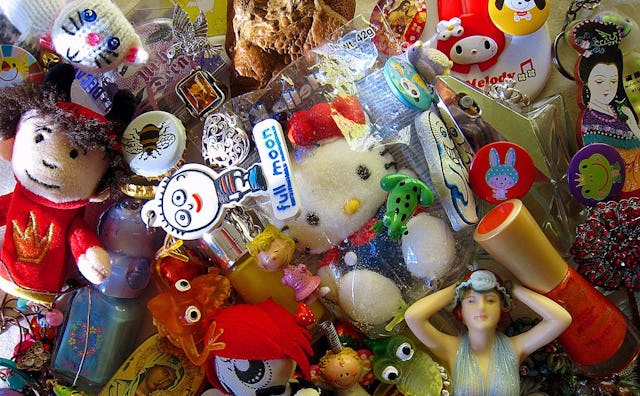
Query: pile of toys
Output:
[[1, 0, 640, 395]]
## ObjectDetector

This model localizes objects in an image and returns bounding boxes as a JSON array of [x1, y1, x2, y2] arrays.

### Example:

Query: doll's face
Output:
[[587, 63, 619, 106], [51, 0, 146, 73], [460, 289, 502, 331], [257, 237, 295, 271], [214, 357, 295, 395], [12, 111, 109, 203], [321, 353, 362, 390]]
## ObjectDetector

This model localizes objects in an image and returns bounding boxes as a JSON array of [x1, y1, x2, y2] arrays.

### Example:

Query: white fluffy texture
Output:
[[401, 213, 456, 280], [77, 246, 111, 284], [338, 269, 402, 326], [51, 0, 147, 73], [284, 138, 394, 254], [0, 0, 64, 42]]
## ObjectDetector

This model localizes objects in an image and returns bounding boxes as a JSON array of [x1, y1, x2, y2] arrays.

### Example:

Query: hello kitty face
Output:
[[51, 0, 148, 74], [283, 139, 395, 254]]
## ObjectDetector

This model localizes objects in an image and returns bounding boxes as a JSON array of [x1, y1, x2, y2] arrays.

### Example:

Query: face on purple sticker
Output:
[[568, 143, 625, 206]]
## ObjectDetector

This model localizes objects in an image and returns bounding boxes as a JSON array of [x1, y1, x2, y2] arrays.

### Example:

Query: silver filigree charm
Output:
[[201, 113, 250, 170]]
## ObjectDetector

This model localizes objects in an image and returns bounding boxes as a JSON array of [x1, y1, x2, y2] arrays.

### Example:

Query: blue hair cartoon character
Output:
[[486, 147, 518, 201]]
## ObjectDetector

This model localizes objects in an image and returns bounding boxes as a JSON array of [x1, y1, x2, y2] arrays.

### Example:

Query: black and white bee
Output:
[[124, 122, 176, 160]]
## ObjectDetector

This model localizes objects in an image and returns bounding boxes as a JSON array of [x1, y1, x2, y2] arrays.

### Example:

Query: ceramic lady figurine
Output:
[[404, 269, 571, 396]]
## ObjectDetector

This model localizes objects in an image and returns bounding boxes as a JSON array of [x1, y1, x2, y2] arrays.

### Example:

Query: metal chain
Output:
[[561, 0, 601, 31]]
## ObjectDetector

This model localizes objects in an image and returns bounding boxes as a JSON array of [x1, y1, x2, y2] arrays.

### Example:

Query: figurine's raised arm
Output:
[[508, 283, 572, 363], [404, 282, 459, 371]]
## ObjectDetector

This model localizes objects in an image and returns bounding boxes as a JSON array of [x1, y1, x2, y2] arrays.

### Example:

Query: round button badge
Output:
[[469, 141, 535, 204], [568, 143, 625, 206], [122, 111, 187, 178], [383, 57, 432, 111]]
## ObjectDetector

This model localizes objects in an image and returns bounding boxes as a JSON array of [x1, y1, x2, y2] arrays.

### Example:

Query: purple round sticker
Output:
[[568, 143, 625, 206]]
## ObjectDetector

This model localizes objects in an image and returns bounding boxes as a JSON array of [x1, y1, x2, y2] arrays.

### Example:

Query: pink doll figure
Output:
[[247, 224, 327, 302], [486, 147, 518, 201], [48, 0, 148, 74], [0, 63, 137, 305], [404, 269, 571, 396], [204, 299, 323, 395]]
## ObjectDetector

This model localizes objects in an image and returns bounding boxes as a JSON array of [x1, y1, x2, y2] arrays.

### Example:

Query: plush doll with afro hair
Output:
[[0, 62, 136, 305]]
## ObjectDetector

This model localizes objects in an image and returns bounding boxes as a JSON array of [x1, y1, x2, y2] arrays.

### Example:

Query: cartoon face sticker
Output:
[[469, 142, 535, 204], [568, 143, 625, 206], [415, 110, 478, 231], [0, 46, 43, 88], [143, 163, 268, 239], [51, 0, 148, 73], [489, 0, 549, 36], [143, 164, 221, 239], [383, 57, 433, 111]]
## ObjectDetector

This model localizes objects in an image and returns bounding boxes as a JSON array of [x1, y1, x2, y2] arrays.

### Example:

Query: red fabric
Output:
[[0, 181, 101, 293]]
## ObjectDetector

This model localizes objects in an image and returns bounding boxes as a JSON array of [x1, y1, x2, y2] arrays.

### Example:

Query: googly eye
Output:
[[106, 36, 120, 50], [81, 9, 97, 22], [184, 306, 201, 323], [395, 342, 415, 361], [174, 279, 191, 292], [380, 365, 400, 383]]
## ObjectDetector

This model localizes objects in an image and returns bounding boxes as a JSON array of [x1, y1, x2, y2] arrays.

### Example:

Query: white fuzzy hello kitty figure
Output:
[[281, 121, 407, 335]]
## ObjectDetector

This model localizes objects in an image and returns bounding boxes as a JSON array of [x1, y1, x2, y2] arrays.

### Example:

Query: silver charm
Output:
[[167, 4, 221, 60], [201, 112, 250, 170]]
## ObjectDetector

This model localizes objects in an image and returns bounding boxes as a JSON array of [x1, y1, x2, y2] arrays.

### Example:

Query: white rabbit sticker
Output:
[[486, 147, 518, 200]]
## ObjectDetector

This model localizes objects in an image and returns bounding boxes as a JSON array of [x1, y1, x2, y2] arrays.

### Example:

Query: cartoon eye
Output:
[[175, 209, 191, 227], [455, 45, 463, 55], [400, 79, 420, 99], [34, 133, 44, 144], [172, 190, 187, 206], [437, 30, 452, 40], [106, 36, 120, 50], [379, 365, 400, 383], [484, 40, 491, 50], [394, 342, 415, 361], [356, 165, 371, 180], [234, 360, 266, 385], [184, 306, 201, 323], [69, 149, 79, 159], [175, 279, 191, 291], [81, 9, 97, 22]]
